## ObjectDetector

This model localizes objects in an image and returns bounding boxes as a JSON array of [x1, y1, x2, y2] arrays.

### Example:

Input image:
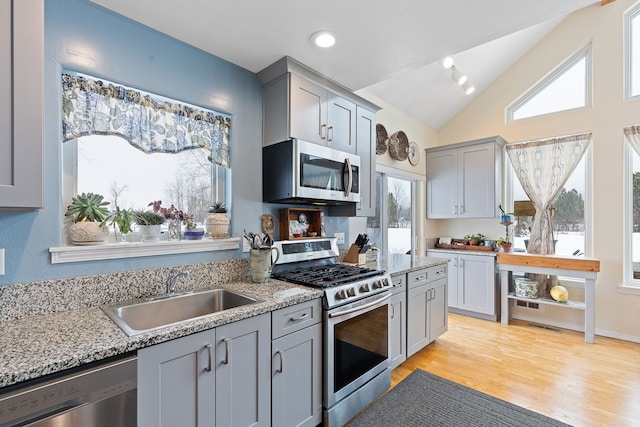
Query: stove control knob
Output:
[[373, 280, 383, 289], [347, 287, 356, 297], [335, 290, 347, 300], [380, 278, 389, 287], [360, 283, 370, 293]]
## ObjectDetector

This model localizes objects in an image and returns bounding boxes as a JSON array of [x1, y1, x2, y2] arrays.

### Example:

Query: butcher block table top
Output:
[[496, 252, 600, 273]]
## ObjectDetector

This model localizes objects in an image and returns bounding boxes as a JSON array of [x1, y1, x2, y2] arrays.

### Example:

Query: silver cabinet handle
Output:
[[390, 304, 395, 319], [453, 205, 457, 215], [327, 126, 334, 141], [205, 344, 213, 372], [415, 275, 426, 281], [222, 338, 230, 365], [459, 205, 464, 214], [290, 312, 309, 322], [275, 350, 284, 373], [320, 123, 327, 140]]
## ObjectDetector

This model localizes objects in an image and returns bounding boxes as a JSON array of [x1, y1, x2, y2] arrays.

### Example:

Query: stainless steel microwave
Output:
[[263, 139, 360, 205]]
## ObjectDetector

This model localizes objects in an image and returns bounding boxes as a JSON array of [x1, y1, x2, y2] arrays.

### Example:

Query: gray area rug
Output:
[[348, 369, 571, 427]]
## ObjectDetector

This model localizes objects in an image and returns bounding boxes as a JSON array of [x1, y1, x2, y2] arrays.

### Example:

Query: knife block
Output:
[[343, 244, 366, 265]]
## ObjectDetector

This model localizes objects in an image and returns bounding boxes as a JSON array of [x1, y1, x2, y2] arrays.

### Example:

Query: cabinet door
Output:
[[272, 323, 322, 427], [216, 313, 271, 427], [388, 290, 406, 369], [327, 92, 356, 154], [428, 252, 459, 308], [458, 254, 496, 315], [458, 143, 496, 218], [355, 106, 376, 216], [289, 74, 326, 145], [0, 0, 43, 208], [407, 283, 430, 357], [426, 149, 458, 218], [137, 329, 216, 427], [429, 278, 448, 340]]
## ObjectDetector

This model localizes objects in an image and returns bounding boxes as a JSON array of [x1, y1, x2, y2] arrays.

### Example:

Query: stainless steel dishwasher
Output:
[[0, 354, 136, 427]]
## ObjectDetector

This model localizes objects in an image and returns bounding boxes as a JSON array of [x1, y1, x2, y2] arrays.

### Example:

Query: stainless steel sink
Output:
[[102, 289, 261, 336]]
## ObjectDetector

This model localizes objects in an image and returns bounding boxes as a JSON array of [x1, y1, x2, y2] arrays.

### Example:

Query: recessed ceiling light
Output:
[[462, 82, 475, 95], [311, 31, 336, 48], [451, 67, 467, 85]]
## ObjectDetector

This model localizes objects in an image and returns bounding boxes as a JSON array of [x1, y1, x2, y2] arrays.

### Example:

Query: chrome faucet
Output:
[[166, 269, 190, 295]]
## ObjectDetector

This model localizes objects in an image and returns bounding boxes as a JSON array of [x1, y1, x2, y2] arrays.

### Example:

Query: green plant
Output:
[[107, 206, 133, 235], [133, 210, 166, 226], [464, 233, 485, 243], [65, 192, 110, 223], [208, 202, 228, 213]]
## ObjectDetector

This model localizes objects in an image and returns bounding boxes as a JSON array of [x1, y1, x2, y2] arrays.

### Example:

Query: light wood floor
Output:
[[391, 313, 640, 427]]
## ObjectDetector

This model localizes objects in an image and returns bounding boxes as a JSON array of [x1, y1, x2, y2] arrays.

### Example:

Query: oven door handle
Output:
[[328, 292, 391, 318]]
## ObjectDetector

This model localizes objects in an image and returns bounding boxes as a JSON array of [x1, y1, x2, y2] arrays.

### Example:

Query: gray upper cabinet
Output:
[[426, 136, 505, 219], [0, 0, 44, 209]]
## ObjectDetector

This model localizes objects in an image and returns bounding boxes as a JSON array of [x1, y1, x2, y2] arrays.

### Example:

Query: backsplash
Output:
[[0, 259, 249, 321]]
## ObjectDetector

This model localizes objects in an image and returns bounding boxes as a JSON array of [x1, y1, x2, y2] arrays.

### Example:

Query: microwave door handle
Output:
[[344, 158, 352, 196]]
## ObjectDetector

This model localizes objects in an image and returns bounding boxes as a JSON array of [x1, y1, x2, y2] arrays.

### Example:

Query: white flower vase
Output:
[[70, 222, 108, 244], [206, 213, 230, 238]]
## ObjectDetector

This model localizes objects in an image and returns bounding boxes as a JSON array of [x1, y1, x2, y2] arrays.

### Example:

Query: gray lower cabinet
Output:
[[388, 274, 406, 369], [271, 299, 323, 427], [406, 265, 448, 358], [428, 251, 498, 321], [137, 313, 270, 427], [0, 0, 44, 209]]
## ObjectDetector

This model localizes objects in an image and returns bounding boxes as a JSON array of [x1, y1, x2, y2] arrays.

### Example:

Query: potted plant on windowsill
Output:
[[133, 209, 166, 242], [206, 202, 230, 239], [106, 205, 133, 243], [65, 192, 110, 245], [499, 204, 515, 223], [496, 237, 512, 252]]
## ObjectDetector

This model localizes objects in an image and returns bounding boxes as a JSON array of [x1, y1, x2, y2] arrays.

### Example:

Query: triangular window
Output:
[[507, 45, 591, 122]]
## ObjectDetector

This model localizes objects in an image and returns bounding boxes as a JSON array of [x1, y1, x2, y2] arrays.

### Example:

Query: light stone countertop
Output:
[[0, 278, 322, 389], [426, 248, 498, 257], [374, 254, 450, 276]]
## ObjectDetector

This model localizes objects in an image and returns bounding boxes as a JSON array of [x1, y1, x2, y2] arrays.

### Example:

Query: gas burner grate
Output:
[[272, 264, 384, 288]]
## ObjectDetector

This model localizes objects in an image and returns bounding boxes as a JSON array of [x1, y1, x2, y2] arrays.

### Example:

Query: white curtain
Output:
[[506, 133, 592, 254], [624, 125, 640, 155]]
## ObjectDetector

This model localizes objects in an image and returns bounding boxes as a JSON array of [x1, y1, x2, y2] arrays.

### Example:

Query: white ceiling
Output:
[[91, 0, 600, 130]]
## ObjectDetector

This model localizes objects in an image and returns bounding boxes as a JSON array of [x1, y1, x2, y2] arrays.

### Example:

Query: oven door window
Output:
[[333, 304, 388, 393], [300, 154, 359, 194]]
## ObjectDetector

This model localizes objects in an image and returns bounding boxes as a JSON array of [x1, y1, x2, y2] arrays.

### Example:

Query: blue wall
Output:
[[0, 0, 265, 285]]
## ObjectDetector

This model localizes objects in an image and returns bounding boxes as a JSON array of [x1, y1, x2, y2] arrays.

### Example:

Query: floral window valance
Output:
[[61, 72, 232, 168]]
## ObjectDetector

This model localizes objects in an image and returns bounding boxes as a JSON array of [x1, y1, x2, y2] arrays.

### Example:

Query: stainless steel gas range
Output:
[[271, 238, 393, 427]]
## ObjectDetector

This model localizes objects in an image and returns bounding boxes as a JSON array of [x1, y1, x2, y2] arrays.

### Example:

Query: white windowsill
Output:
[[49, 238, 240, 264]]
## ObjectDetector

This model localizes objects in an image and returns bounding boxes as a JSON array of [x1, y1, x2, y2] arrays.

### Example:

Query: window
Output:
[[507, 45, 591, 122], [60, 71, 232, 248], [511, 150, 589, 257], [367, 173, 415, 256], [624, 126, 640, 289], [625, 1, 640, 99]]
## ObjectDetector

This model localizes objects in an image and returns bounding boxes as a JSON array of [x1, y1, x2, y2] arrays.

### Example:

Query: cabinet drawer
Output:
[[407, 264, 447, 288], [272, 298, 322, 339]]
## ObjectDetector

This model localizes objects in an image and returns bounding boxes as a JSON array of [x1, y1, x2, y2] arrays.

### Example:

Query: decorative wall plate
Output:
[[408, 142, 420, 166]]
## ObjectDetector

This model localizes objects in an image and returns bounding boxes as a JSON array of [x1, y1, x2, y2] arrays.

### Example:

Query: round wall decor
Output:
[[376, 123, 389, 155], [408, 142, 420, 166], [388, 130, 409, 161]]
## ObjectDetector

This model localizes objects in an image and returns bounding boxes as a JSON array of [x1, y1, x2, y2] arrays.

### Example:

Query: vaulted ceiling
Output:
[[91, 0, 600, 129]]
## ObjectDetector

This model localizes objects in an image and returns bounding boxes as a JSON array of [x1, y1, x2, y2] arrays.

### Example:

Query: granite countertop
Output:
[[0, 279, 323, 389], [372, 254, 449, 276]]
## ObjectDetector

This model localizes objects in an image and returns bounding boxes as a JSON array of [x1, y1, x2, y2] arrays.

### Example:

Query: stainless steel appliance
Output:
[[263, 139, 361, 205], [271, 238, 392, 427], [0, 355, 136, 427]]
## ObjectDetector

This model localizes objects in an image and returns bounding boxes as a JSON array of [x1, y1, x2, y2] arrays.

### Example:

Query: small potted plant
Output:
[[499, 204, 514, 223], [133, 209, 166, 242], [106, 205, 133, 243], [464, 233, 485, 245], [150, 200, 186, 241], [496, 237, 512, 252], [206, 202, 230, 239], [65, 192, 110, 244]]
